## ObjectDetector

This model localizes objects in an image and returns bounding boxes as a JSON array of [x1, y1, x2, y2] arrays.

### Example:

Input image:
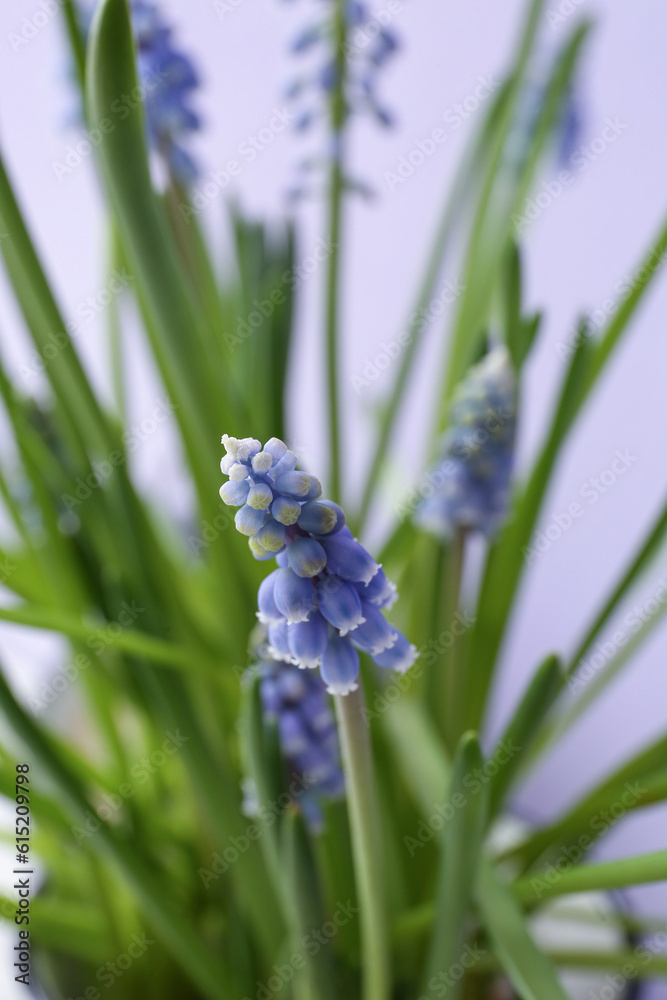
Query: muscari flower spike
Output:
[[415, 346, 517, 539], [252, 641, 345, 832], [510, 49, 584, 172], [73, 1, 201, 183], [284, 0, 397, 125], [281, 0, 398, 198], [131, 1, 202, 183], [220, 435, 417, 695]]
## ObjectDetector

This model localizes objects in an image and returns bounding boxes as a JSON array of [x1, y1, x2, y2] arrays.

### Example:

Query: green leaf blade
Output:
[[515, 849, 667, 905], [477, 859, 569, 1000], [488, 654, 564, 818], [423, 733, 488, 999]]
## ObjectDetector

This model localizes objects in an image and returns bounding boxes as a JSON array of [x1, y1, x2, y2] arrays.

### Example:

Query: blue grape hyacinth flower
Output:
[[253, 644, 345, 831], [284, 0, 398, 131], [415, 346, 517, 538], [220, 435, 417, 695], [75, 0, 201, 183], [281, 0, 399, 199], [131, 1, 202, 183]]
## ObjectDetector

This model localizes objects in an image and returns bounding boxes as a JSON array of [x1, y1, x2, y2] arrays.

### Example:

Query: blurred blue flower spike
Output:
[[556, 85, 583, 166], [131, 1, 202, 183], [255, 646, 345, 831], [284, 0, 398, 127], [416, 346, 517, 539], [281, 0, 398, 197], [221, 435, 417, 694]]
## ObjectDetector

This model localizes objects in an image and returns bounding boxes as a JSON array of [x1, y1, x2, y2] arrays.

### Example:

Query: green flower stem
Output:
[[325, 162, 343, 502], [439, 529, 467, 751], [325, 0, 348, 502], [335, 685, 390, 1000]]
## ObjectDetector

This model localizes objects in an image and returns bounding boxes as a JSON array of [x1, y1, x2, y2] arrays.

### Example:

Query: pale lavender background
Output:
[[0, 0, 667, 997]]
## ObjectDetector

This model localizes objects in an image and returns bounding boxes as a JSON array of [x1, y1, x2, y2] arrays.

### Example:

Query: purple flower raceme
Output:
[[510, 50, 584, 172], [555, 85, 583, 167], [131, 1, 202, 183], [74, 0, 201, 183], [284, 0, 397, 129], [281, 0, 398, 199], [220, 435, 417, 695], [251, 642, 345, 831], [415, 346, 517, 538]]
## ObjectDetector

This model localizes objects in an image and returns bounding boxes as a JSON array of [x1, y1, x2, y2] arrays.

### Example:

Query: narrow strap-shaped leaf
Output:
[[488, 654, 564, 818], [544, 904, 667, 938], [474, 945, 667, 978], [543, 598, 667, 752], [0, 896, 108, 964], [355, 88, 502, 530], [0, 604, 217, 672], [589, 213, 667, 386], [477, 858, 569, 1000], [512, 767, 667, 875], [0, 151, 111, 461], [396, 895, 667, 950], [506, 731, 667, 869], [524, 501, 667, 762], [0, 349, 88, 606], [0, 182, 237, 639], [86, 0, 226, 511], [62, 0, 87, 90], [502, 243, 542, 370], [546, 949, 667, 976], [282, 811, 338, 1000], [515, 849, 667, 904], [0, 666, 230, 1000], [314, 800, 358, 959], [240, 677, 294, 920], [156, 670, 284, 957], [382, 697, 450, 817], [567, 497, 667, 672], [423, 733, 488, 999], [460, 214, 667, 739], [228, 210, 296, 443], [361, 1, 576, 532], [441, 20, 588, 409]]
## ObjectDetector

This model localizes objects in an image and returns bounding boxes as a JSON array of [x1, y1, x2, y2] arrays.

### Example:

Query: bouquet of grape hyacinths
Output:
[[1, 1, 667, 999]]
